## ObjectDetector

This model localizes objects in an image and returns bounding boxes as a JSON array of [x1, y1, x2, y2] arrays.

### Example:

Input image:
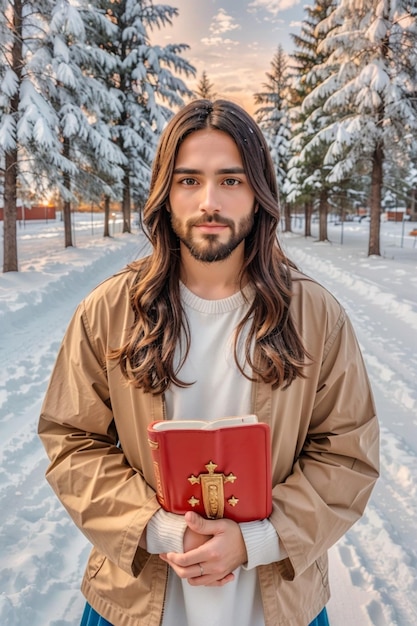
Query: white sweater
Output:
[[146, 283, 281, 626]]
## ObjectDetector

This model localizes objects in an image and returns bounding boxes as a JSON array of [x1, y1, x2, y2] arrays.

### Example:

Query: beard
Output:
[[170, 212, 255, 262]]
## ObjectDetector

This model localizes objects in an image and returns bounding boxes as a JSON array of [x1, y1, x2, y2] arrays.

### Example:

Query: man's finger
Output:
[[184, 510, 222, 535]]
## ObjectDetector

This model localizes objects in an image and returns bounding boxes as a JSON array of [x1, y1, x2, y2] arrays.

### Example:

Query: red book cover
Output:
[[147, 416, 272, 522]]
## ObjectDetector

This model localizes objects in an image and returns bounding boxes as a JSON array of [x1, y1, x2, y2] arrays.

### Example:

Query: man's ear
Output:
[[166, 200, 171, 213]]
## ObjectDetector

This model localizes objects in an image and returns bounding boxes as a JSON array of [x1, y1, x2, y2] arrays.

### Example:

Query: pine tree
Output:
[[40, 0, 126, 247], [0, 0, 195, 267], [0, 0, 124, 262], [286, 0, 336, 241], [254, 46, 292, 231], [304, 0, 417, 255], [105, 0, 195, 233], [195, 71, 216, 100], [1, 0, 22, 271], [0, 0, 60, 270]]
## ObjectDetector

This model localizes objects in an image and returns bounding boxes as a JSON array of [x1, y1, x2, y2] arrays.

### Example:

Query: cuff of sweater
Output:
[[239, 519, 282, 569], [146, 509, 187, 554]]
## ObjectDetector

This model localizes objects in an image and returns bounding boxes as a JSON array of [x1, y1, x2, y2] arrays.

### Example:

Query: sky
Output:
[[154, 0, 307, 113], [1, 214, 417, 624]]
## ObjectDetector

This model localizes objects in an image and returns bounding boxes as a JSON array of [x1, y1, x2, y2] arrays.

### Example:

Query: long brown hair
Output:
[[112, 99, 308, 394]]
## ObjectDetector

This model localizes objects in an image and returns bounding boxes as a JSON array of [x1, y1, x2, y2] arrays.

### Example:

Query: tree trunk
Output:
[[103, 195, 111, 237], [283, 202, 291, 232], [304, 201, 312, 237], [62, 139, 73, 247], [368, 144, 383, 256], [3, 0, 23, 272], [63, 200, 73, 247], [318, 188, 328, 241], [122, 172, 131, 233], [3, 151, 18, 272]]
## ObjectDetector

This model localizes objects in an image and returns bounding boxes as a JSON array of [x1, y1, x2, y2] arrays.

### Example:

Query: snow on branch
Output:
[[0, 114, 16, 151], [1, 68, 19, 98]]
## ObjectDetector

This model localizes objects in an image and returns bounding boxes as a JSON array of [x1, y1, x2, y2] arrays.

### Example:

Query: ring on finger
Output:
[[198, 563, 204, 577]]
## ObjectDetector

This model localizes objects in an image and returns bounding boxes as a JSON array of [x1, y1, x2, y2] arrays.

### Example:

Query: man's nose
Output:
[[198, 183, 221, 213]]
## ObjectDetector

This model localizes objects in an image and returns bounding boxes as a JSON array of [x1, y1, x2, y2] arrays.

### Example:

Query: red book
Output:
[[147, 415, 272, 523]]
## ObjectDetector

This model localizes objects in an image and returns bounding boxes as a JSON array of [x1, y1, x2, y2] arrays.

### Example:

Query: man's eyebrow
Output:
[[172, 167, 246, 175], [217, 167, 246, 175]]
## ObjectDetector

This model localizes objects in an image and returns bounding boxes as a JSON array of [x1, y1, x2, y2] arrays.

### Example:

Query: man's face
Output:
[[168, 129, 257, 263]]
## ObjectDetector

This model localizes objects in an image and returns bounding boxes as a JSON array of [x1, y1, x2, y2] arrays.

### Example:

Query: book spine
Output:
[[147, 432, 167, 509]]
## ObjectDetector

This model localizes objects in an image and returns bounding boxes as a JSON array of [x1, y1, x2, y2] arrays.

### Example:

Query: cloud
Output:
[[248, 0, 300, 16], [210, 8, 241, 35], [201, 36, 239, 48], [201, 9, 240, 49]]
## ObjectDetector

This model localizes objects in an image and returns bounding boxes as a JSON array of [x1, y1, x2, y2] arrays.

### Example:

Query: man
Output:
[[38, 99, 379, 626]]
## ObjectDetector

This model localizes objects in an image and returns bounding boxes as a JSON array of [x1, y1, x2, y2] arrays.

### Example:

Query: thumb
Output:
[[185, 511, 215, 535]]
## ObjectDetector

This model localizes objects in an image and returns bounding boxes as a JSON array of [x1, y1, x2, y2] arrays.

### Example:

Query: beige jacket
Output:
[[38, 265, 379, 626]]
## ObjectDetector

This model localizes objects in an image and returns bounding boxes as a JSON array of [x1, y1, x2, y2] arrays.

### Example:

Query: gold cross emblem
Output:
[[187, 461, 238, 519]]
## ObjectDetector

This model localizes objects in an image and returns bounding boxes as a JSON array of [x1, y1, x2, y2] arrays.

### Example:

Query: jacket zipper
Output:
[[158, 565, 169, 625], [162, 392, 167, 421]]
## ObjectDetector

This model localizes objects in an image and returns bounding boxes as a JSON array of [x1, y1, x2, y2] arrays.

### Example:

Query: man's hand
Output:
[[183, 515, 213, 553], [159, 511, 248, 587]]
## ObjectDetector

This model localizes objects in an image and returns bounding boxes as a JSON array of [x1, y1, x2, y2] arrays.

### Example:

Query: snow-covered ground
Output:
[[0, 214, 416, 626]]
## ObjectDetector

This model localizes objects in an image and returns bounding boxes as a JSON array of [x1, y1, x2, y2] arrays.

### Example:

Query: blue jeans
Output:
[[310, 606, 330, 626], [81, 602, 330, 625]]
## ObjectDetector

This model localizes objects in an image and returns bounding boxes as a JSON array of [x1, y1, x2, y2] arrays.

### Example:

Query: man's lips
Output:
[[194, 222, 229, 232]]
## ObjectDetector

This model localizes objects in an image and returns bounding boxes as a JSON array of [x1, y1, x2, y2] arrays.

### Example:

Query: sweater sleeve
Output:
[[146, 510, 187, 554], [147, 514, 285, 569], [239, 519, 285, 569]]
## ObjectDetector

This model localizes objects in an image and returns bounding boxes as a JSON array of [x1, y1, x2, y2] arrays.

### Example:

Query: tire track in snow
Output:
[[286, 244, 417, 416]]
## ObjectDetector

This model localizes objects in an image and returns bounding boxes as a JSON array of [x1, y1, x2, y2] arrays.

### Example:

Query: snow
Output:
[[1, 213, 417, 625]]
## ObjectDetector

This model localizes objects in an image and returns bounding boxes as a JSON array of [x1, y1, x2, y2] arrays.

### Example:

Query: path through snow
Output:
[[0, 215, 416, 625]]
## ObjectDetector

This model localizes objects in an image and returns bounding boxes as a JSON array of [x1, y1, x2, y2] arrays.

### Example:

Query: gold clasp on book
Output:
[[187, 461, 238, 519]]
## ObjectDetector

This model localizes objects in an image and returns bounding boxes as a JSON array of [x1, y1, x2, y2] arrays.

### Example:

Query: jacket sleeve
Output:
[[38, 301, 160, 578], [270, 308, 379, 581]]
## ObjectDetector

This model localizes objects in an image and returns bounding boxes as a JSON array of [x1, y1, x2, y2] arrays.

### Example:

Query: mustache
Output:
[[191, 214, 233, 227]]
